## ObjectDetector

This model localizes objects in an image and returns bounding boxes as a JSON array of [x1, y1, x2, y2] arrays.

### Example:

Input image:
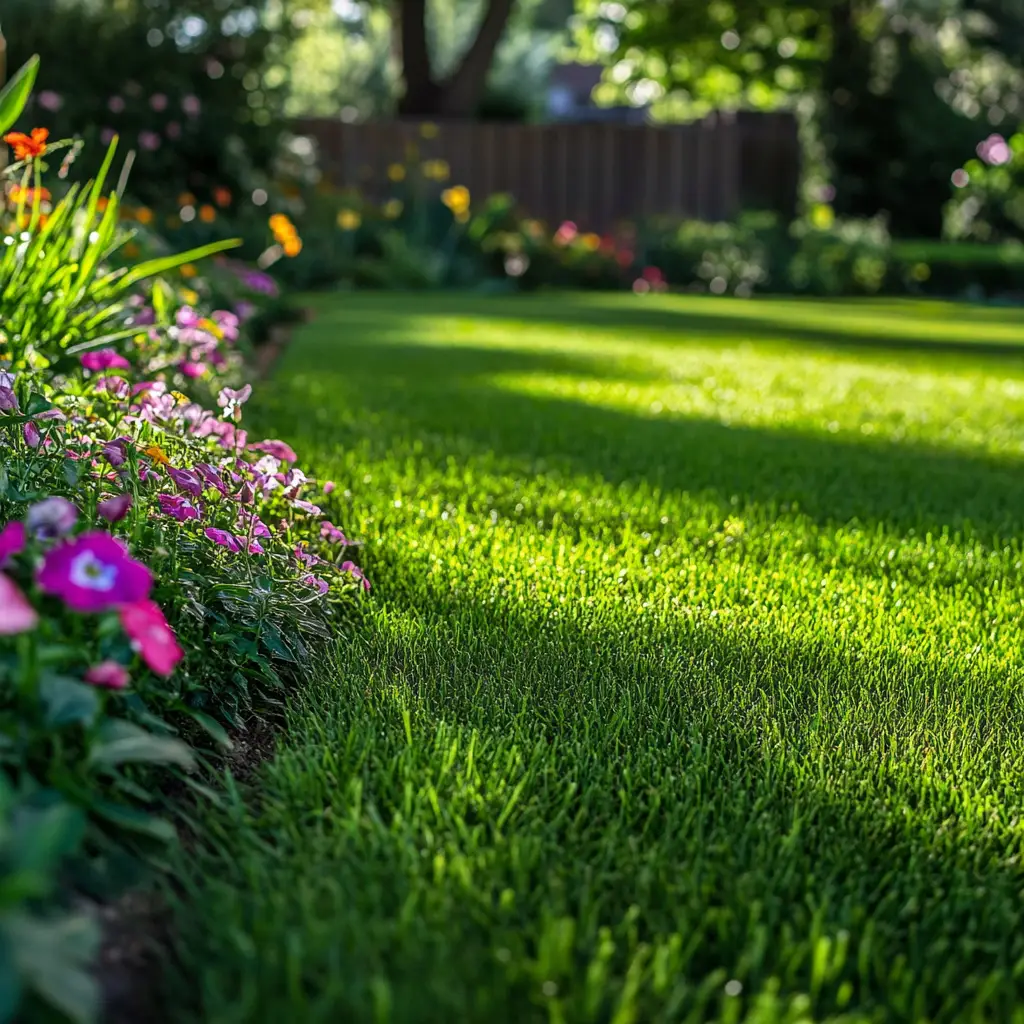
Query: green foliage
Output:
[[944, 129, 1024, 243], [173, 291, 1024, 1022]]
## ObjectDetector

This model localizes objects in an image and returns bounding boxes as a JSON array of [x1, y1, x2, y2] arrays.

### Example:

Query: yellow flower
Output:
[[180, 263, 198, 279], [135, 207, 154, 226], [382, 198, 403, 220], [441, 185, 470, 217], [199, 318, 224, 340], [283, 235, 303, 257], [144, 444, 171, 466], [171, 391, 190, 404], [580, 232, 601, 251], [181, 288, 199, 304], [810, 203, 835, 231], [337, 209, 361, 231], [423, 159, 450, 182], [420, 122, 439, 139], [455, 209, 470, 224], [387, 163, 406, 182]]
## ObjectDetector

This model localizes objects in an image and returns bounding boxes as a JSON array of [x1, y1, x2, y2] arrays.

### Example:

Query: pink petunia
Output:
[[195, 463, 228, 495], [96, 376, 129, 399], [249, 439, 297, 462], [340, 560, 371, 592], [98, 493, 132, 523], [138, 130, 161, 152], [120, 599, 183, 677], [182, 94, 201, 118], [217, 384, 252, 408], [0, 522, 25, 566], [238, 512, 271, 538], [168, 467, 203, 497], [322, 481, 335, 495], [84, 660, 130, 689], [37, 531, 152, 612], [320, 521, 352, 545], [175, 306, 201, 329], [23, 422, 41, 448], [37, 90, 63, 112], [27, 497, 78, 540], [205, 528, 243, 553], [149, 93, 168, 112], [0, 573, 38, 634], [301, 574, 329, 595], [158, 493, 201, 522], [213, 310, 240, 342], [179, 361, 206, 379], [81, 348, 131, 372]]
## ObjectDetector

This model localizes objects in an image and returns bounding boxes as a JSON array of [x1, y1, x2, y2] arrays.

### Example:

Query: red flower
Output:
[[4, 128, 49, 161]]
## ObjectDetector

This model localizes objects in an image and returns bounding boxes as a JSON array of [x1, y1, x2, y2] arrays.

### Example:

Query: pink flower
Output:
[[294, 545, 322, 568], [96, 376, 129, 399], [0, 387, 18, 412], [340, 560, 371, 592], [238, 512, 271, 538], [249, 439, 297, 462], [205, 528, 243, 553], [179, 361, 206, 378], [120, 599, 183, 677], [182, 94, 201, 117], [138, 131, 161, 152], [107, 96, 126, 113], [27, 497, 78, 540], [37, 90, 63, 112], [149, 93, 168, 112], [84, 660, 129, 689], [213, 310, 240, 342], [301, 574, 329, 595], [176, 306, 201, 329], [23, 422, 41, 448], [0, 573, 37, 634], [247, 539, 264, 555], [320, 521, 352, 545], [322, 481, 335, 495], [291, 499, 321, 515], [217, 384, 252, 408], [554, 220, 578, 246], [168, 467, 203, 497], [158, 493, 201, 521], [98, 493, 132, 523], [81, 349, 131, 372], [0, 522, 26, 566], [977, 133, 1011, 166], [38, 531, 152, 612]]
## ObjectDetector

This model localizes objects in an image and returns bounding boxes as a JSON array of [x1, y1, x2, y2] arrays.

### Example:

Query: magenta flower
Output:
[[27, 497, 78, 540], [85, 660, 130, 689], [98, 493, 132, 523], [301, 574, 329, 595], [322, 481, 335, 495], [38, 532, 152, 612], [96, 376, 129, 399], [0, 573, 37, 634], [23, 422, 41, 448], [247, 539, 264, 555], [194, 463, 228, 495], [294, 545, 322, 568], [176, 306, 201, 329], [0, 522, 26, 566], [102, 439, 128, 467], [238, 512, 271, 538], [249, 439, 297, 462], [182, 94, 201, 118], [138, 131, 161, 152], [0, 387, 18, 412], [213, 310, 240, 342], [340, 561, 371, 592], [205, 528, 243, 553], [179, 361, 207, 379], [120, 599, 183, 677], [320, 521, 354, 546], [291, 499, 321, 516], [108, 96, 126, 113], [81, 348, 131, 372], [168, 467, 203, 497], [158, 493, 201, 522], [149, 93, 168, 112], [217, 384, 252, 408]]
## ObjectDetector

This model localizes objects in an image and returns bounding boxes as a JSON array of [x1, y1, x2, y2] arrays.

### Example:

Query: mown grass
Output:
[[171, 292, 1024, 1023]]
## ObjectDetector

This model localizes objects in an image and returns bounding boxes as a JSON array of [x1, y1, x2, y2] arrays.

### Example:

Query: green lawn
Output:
[[172, 292, 1024, 1023]]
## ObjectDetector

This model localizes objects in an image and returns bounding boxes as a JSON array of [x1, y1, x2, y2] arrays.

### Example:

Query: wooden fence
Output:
[[295, 112, 800, 229]]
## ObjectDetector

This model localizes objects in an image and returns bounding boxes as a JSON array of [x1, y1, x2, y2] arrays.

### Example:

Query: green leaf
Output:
[[0, 932, 23, 1024], [89, 720, 194, 770], [39, 676, 99, 729], [87, 799, 176, 843], [177, 706, 233, 750], [0, 56, 39, 136], [5, 911, 100, 1024], [9, 798, 85, 878], [119, 237, 242, 288]]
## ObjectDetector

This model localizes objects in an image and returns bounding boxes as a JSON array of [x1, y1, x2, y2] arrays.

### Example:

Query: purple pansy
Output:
[[0, 387, 18, 413], [158, 494, 201, 521], [27, 497, 78, 540], [168, 467, 204, 497], [37, 531, 152, 612], [98, 493, 132, 523], [205, 528, 243, 553]]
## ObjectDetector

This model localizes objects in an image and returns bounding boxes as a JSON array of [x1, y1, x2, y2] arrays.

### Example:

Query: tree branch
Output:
[[397, 0, 439, 115], [439, 0, 516, 116]]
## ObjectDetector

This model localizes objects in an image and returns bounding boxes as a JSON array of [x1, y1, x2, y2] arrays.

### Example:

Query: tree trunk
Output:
[[396, 0, 516, 119]]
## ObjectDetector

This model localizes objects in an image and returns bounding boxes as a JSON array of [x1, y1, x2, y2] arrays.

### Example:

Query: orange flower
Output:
[[213, 186, 232, 207], [8, 184, 51, 205], [283, 236, 303, 257], [180, 263, 198, 279], [177, 192, 197, 207], [144, 444, 171, 466], [199, 204, 216, 223], [97, 197, 109, 213], [135, 207, 155, 225], [4, 128, 48, 160]]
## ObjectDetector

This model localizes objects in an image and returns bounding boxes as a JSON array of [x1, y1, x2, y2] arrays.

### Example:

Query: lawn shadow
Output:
[[310, 292, 1024, 362], [275, 330, 1024, 547]]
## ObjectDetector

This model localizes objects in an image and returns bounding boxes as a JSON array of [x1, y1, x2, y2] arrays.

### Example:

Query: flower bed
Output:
[[0, 57, 368, 1023]]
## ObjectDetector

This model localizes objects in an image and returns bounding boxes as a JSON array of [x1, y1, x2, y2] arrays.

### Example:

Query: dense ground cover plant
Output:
[[0, 57, 370, 1023]]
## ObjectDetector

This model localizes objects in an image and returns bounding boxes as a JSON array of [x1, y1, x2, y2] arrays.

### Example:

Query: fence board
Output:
[[293, 114, 800, 230]]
